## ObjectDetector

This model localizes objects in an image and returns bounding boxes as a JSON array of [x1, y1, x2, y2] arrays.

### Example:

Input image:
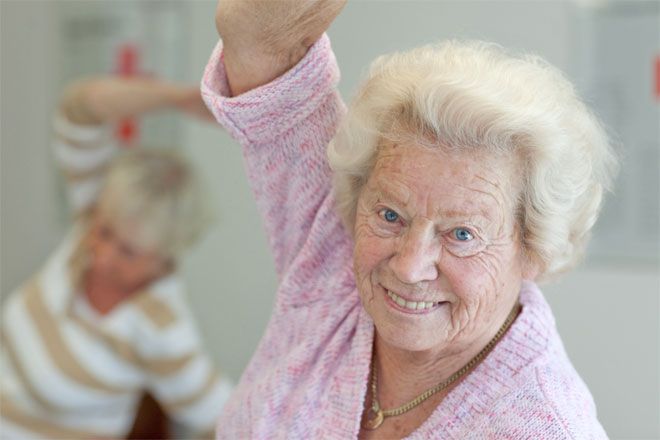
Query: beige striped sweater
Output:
[[0, 115, 231, 439]]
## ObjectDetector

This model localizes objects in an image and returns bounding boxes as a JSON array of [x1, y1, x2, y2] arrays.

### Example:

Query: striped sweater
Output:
[[0, 114, 232, 439], [201, 35, 607, 439]]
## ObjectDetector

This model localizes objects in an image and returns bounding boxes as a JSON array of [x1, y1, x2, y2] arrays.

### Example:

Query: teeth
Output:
[[388, 290, 437, 311]]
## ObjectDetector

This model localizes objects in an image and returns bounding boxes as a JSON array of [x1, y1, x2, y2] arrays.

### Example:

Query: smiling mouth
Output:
[[386, 290, 445, 312]]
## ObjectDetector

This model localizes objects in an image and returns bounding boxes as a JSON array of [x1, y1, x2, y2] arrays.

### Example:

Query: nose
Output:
[[93, 239, 120, 269], [388, 221, 440, 284]]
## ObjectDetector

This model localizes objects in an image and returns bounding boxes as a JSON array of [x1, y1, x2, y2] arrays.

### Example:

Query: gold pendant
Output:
[[363, 407, 384, 430]]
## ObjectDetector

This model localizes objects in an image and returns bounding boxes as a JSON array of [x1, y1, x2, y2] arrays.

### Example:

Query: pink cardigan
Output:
[[201, 35, 607, 440]]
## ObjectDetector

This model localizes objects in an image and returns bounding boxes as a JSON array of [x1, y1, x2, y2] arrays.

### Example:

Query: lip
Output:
[[382, 288, 447, 315]]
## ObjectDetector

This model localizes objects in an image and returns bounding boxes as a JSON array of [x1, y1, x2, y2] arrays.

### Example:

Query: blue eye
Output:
[[382, 209, 399, 223], [452, 228, 473, 241]]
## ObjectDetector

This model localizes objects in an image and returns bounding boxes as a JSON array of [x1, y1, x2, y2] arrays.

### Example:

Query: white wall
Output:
[[544, 265, 659, 440], [2, 1, 658, 438], [1, 1, 62, 296]]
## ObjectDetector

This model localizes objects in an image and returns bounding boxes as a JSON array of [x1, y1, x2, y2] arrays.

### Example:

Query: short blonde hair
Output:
[[95, 148, 211, 260], [328, 40, 618, 281]]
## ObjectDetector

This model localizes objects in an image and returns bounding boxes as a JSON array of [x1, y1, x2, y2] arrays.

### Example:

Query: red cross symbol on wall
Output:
[[115, 43, 140, 147]]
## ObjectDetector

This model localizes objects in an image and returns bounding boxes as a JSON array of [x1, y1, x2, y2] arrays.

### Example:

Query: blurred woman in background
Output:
[[1, 76, 231, 439]]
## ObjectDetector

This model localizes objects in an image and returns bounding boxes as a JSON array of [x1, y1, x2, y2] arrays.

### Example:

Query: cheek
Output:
[[437, 255, 502, 340], [441, 255, 494, 303], [441, 247, 516, 306], [353, 221, 394, 299], [443, 244, 523, 322], [115, 262, 138, 283], [116, 254, 147, 277]]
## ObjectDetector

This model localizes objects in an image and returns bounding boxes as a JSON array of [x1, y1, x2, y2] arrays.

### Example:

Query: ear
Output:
[[522, 263, 539, 281], [514, 220, 540, 281], [521, 251, 541, 281]]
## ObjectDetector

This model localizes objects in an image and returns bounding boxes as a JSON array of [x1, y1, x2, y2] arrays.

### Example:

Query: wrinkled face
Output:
[[353, 140, 530, 355], [85, 216, 172, 293]]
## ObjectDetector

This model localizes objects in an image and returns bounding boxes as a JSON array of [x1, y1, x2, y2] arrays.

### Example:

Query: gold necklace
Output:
[[362, 303, 521, 430]]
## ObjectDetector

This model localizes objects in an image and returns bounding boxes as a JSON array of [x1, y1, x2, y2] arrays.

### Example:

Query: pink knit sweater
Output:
[[201, 35, 607, 440]]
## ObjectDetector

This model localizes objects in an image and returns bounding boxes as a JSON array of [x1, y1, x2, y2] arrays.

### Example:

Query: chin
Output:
[[365, 298, 450, 354], [373, 316, 449, 353], [382, 335, 441, 353]]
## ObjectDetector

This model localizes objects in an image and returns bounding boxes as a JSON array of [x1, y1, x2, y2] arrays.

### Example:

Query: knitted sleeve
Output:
[[201, 35, 348, 282], [51, 114, 119, 216]]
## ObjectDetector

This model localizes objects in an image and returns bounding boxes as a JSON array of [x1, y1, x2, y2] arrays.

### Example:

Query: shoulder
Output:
[[131, 275, 189, 329], [454, 282, 607, 439], [469, 361, 607, 440], [2, 227, 83, 318], [129, 274, 204, 358]]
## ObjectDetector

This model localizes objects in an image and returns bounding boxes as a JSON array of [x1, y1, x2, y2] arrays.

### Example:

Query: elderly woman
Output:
[[1, 77, 232, 439], [204, 1, 617, 438]]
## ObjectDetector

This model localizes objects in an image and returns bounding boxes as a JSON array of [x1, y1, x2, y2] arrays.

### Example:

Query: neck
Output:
[[373, 301, 519, 410], [83, 271, 134, 315]]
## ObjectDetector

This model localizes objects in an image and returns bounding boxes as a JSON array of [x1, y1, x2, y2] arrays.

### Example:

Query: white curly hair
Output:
[[95, 148, 211, 259]]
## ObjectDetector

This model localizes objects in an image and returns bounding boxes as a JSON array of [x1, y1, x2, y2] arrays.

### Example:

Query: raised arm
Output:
[[203, 0, 349, 282], [60, 77, 211, 125], [53, 77, 212, 216]]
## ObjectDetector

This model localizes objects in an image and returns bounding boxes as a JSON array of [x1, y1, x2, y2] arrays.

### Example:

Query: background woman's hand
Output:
[[173, 87, 216, 122], [215, 0, 346, 95]]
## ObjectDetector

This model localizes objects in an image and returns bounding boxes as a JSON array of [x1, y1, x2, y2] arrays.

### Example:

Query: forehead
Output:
[[92, 214, 162, 257], [367, 141, 518, 217]]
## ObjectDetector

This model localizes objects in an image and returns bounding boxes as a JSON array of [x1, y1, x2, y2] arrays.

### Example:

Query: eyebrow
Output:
[[439, 210, 494, 227], [374, 177, 497, 226], [372, 179, 411, 205], [372, 182, 496, 225]]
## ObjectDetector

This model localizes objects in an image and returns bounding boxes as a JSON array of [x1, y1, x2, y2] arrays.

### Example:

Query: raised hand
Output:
[[215, 0, 346, 95]]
